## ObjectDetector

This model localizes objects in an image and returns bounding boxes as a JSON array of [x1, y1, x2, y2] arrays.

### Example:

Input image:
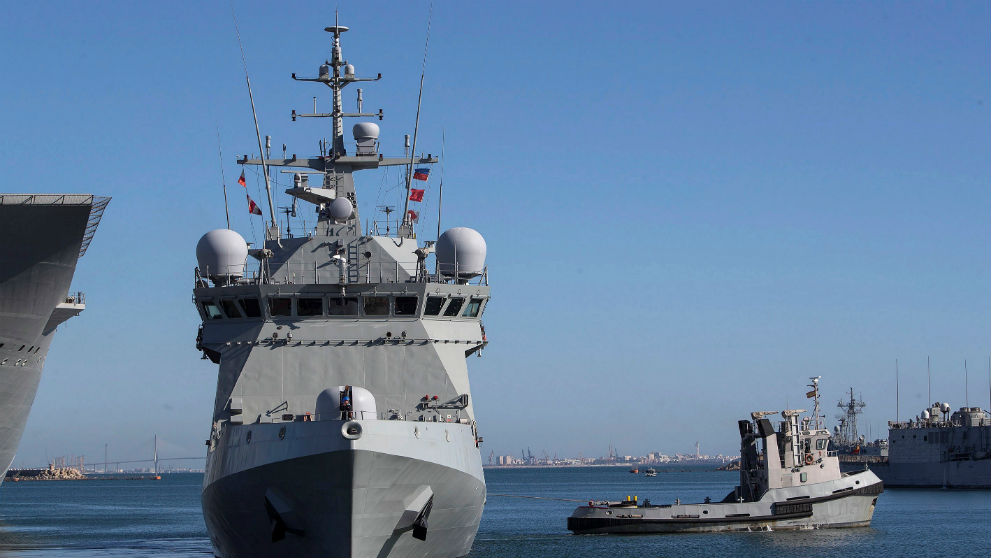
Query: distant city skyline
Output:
[[0, 1, 987, 466]]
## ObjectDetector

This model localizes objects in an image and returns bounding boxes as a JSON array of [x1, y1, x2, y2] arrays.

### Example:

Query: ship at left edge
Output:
[[0, 193, 110, 479]]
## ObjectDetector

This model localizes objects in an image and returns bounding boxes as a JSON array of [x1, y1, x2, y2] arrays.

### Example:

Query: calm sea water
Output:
[[0, 467, 986, 557]]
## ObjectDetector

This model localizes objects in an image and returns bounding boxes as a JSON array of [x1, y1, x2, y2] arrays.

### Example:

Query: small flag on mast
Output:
[[406, 209, 419, 223], [409, 188, 425, 202], [806, 390, 817, 399], [247, 195, 263, 215], [238, 171, 247, 187], [413, 168, 430, 181]]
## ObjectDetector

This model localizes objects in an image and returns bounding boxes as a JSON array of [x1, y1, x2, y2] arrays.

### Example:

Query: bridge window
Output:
[[815, 439, 827, 450], [328, 297, 359, 316], [220, 299, 242, 319], [424, 296, 445, 316], [269, 297, 292, 317], [297, 297, 323, 316], [395, 296, 419, 316], [201, 300, 224, 320], [364, 296, 389, 316], [238, 298, 262, 318], [462, 298, 484, 318], [443, 297, 465, 317]]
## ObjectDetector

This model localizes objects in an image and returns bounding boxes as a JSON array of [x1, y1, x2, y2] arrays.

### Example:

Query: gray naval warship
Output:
[[0, 194, 109, 478], [194, 23, 489, 557], [870, 403, 990, 488], [568, 378, 883, 534]]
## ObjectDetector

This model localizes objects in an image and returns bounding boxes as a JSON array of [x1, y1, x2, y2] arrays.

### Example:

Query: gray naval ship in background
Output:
[[832, 388, 990, 488], [869, 402, 990, 488], [194, 23, 489, 557], [0, 194, 109, 478]]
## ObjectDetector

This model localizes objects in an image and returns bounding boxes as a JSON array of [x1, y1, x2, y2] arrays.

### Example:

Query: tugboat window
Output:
[[202, 301, 224, 320], [297, 297, 323, 316], [424, 296, 445, 316], [443, 297, 465, 317], [269, 297, 292, 317], [238, 298, 262, 318], [220, 299, 242, 319], [395, 296, 419, 315], [364, 296, 389, 316], [462, 298, 483, 317], [328, 297, 359, 316]]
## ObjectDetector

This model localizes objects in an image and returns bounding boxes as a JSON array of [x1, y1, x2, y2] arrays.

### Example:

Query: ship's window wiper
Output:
[[443, 297, 465, 317], [298, 297, 323, 317], [364, 296, 389, 316], [220, 299, 243, 319], [462, 298, 484, 318], [424, 296, 445, 316], [202, 301, 224, 320], [239, 298, 262, 318], [328, 296, 359, 316], [395, 296, 419, 316], [269, 297, 292, 317]]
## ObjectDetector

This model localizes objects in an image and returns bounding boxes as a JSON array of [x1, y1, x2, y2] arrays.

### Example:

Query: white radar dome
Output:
[[328, 197, 354, 221], [352, 122, 380, 141], [196, 229, 248, 280], [941, 402, 951, 413], [920, 409, 930, 420], [437, 227, 487, 280]]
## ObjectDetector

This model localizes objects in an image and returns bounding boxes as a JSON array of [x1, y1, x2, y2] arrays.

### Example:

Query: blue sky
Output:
[[1, 1, 988, 467]]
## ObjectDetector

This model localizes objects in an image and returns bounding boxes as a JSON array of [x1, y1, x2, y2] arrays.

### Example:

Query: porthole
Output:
[[246, 431, 252, 444]]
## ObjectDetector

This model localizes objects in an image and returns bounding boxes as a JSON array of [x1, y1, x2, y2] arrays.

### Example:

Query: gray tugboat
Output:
[[195, 22, 489, 557], [0, 194, 109, 479], [568, 378, 883, 534]]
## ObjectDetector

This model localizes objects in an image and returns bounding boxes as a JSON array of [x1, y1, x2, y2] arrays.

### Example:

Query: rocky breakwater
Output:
[[6, 466, 86, 481]]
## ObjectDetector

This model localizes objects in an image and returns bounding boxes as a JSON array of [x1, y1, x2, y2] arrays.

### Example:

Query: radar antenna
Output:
[[377, 205, 396, 235], [290, 11, 382, 157]]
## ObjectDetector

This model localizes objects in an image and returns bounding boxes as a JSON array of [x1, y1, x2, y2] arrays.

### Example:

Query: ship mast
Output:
[[808, 376, 823, 431]]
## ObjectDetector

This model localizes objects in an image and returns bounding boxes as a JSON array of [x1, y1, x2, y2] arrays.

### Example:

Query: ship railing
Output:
[[305, 410, 468, 423], [64, 291, 85, 305], [198, 260, 488, 287]]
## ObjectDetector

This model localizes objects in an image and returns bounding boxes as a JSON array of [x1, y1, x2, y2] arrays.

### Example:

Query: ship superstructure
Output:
[[0, 194, 109, 478], [195, 23, 489, 557]]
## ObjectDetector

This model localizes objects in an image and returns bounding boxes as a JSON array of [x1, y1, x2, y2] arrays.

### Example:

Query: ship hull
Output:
[[0, 195, 97, 477], [867, 459, 990, 489], [202, 420, 485, 558]]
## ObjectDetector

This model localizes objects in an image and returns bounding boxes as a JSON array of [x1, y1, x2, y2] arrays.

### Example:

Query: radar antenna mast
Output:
[[808, 376, 823, 430], [290, 12, 383, 157]]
